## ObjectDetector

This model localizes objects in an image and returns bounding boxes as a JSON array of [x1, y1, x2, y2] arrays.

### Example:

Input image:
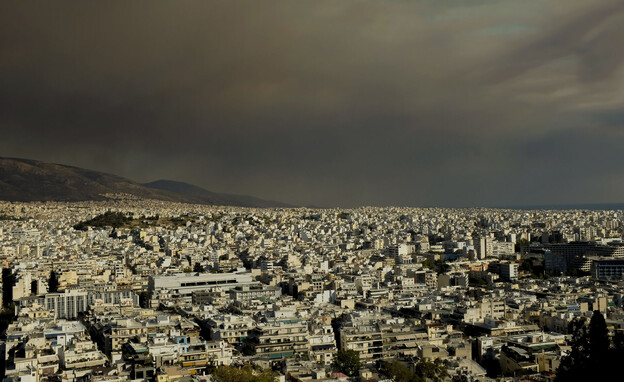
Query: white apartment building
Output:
[[147, 271, 253, 307]]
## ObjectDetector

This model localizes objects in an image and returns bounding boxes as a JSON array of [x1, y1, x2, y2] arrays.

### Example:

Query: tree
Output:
[[566, 269, 590, 277], [556, 317, 589, 381], [193, 262, 204, 273], [211, 365, 276, 382], [382, 359, 413, 382], [2, 268, 14, 308], [588, 310, 609, 363], [422, 259, 435, 269], [515, 239, 530, 253], [382, 358, 448, 382], [556, 311, 616, 381], [413, 358, 448, 382], [333, 349, 361, 377], [30, 279, 38, 295], [613, 330, 624, 352], [436, 260, 450, 274], [0, 302, 16, 379], [48, 270, 59, 293], [138, 291, 149, 309]]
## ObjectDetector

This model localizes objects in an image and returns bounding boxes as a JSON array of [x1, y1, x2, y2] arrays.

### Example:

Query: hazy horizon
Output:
[[2, 1, 624, 207]]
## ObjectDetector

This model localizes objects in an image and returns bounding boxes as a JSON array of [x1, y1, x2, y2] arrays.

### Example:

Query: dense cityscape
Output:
[[2, 198, 624, 381], [3, 0, 624, 381]]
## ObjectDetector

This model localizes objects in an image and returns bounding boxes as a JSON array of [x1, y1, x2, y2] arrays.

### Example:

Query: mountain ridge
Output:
[[142, 179, 293, 208], [0, 157, 293, 208]]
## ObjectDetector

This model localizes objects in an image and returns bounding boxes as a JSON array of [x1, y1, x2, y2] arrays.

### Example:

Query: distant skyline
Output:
[[2, 1, 624, 208]]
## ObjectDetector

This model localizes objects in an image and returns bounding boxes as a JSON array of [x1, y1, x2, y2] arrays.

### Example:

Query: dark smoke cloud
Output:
[[1, 0, 623, 207]]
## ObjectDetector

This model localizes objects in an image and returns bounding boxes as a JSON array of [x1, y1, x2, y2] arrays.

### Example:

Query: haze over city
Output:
[[5, 3, 624, 382], [2, 0, 624, 208]]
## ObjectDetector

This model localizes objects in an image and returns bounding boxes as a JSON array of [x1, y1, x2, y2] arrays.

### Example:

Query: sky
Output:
[[1, 0, 624, 208]]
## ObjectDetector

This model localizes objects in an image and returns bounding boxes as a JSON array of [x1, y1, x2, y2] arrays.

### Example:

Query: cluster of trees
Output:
[[202, 353, 449, 382], [422, 259, 435, 269], [519, 258, 547, 279], [210, 365, 276, 382], [169, 216, 190, 227], [48, 270, 59, 293], [72, 211, 195, 231], [332, 350, 448, 381], [332, 349, 361, 376], [2, 268, 14, 308], [564, 269, 591, 277], [515, 238, 531, 252], [382, 358, 448, 382], [0, 304, 15, 335], [468, 274, 490, 287], [1, 269, 16, 379], [338, 212, 351, 220], [555, 310, 624, 381], [194, 262, 204, 272], [73, 211, 133, 230], [0, 214, 22, 221], [422, 258, 450, 274], [182, 263, 206, 273]]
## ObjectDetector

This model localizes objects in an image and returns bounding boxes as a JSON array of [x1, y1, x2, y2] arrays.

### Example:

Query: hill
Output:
[[142, 180, 293, 208], [0, 157, 292, 207]]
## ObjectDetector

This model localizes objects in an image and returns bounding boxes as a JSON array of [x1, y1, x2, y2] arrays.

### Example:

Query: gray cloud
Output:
[[1, 0, 623, 207]]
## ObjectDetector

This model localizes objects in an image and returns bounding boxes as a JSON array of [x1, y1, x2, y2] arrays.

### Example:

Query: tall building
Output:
[[492, 241, 515, 256], [18, 289, 140, 319], [591, 258, 624, 280], [500, 263, 518, 282], [543, 242, 624, 274], [475, 237, 493, 259]]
